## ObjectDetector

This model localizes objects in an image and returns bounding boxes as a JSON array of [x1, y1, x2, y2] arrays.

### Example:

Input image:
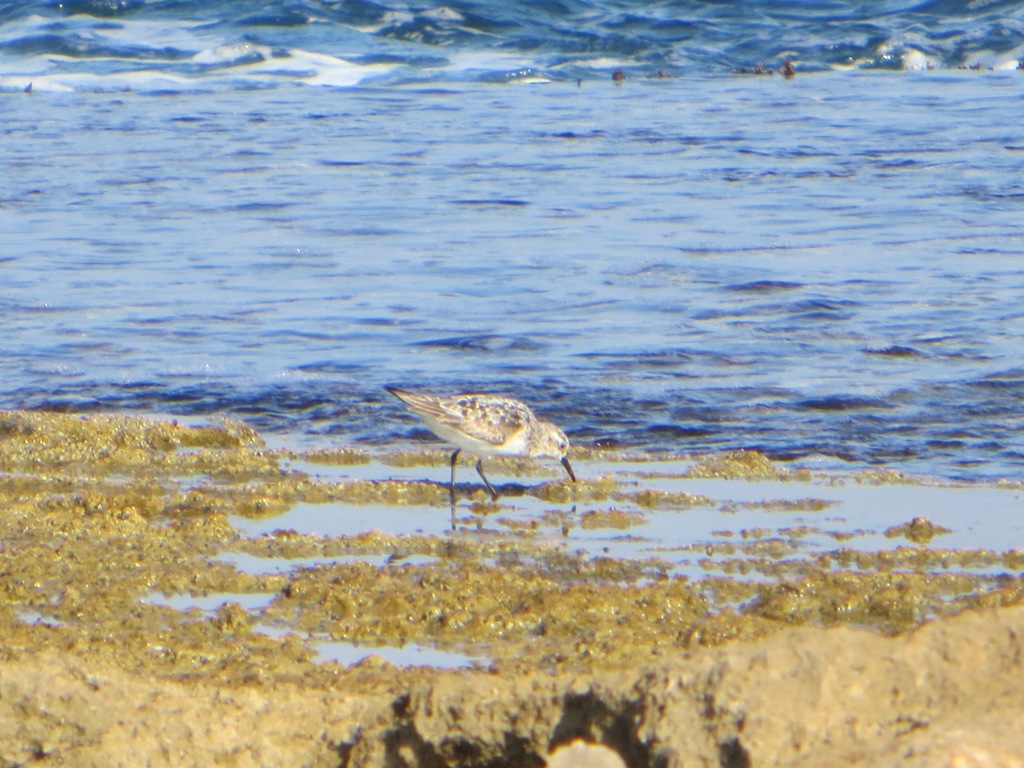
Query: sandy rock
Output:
[[2, 607, 1024, 767]]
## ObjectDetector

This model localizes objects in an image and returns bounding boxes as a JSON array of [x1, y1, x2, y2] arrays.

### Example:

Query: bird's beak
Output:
[[561, 456, 577, 483]]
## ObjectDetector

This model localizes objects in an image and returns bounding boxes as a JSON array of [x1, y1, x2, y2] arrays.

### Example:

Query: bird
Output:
[[385, 387, 576, 501]]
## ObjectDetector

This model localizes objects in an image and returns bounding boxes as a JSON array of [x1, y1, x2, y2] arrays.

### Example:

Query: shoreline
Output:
[[0, 410, 1021, 766]]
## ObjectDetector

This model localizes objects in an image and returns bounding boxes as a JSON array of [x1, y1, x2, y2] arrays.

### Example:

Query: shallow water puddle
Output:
[[174, 450, 1024, 668], [219, 550, 439, 575], [229, 501, 453, 539], [225, 455, 1024, 585], [141, 590, 481, 667], [144, 591, 279, 614], [311, 639, 486, 669]]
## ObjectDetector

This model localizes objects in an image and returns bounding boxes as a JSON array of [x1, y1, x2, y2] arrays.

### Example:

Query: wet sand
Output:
[[0, 411, 1022, 766]]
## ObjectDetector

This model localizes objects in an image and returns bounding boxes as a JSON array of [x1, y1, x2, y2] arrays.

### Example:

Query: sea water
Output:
[[2, 1, 1024, 480]]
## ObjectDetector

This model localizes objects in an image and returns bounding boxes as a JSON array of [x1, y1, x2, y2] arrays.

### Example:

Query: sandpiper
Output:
[[385, 387, 576, 500]]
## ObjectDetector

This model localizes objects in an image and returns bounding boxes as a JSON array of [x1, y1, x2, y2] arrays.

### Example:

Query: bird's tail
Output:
[[385, 387, 447, 419]]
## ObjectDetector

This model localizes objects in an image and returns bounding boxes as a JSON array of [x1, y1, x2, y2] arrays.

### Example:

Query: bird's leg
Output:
[[449, 449, 461, 505], [474, 458, 499, 500]]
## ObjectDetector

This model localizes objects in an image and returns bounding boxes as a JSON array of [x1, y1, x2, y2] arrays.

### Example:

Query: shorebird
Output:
[[385, 387, 576, 500]]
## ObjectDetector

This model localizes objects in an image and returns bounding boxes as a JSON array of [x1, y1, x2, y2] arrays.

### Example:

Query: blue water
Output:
[[2, 1, 1024, 480], [2, 0, 1024, 88]]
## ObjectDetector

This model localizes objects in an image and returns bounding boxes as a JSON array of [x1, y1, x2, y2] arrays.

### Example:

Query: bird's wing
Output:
[[439, 395, 534, 447], [387, 388, 535, 448]]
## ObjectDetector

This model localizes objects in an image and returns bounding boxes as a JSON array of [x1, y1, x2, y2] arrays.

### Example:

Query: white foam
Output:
[[237, 48, 393, 87], [901, 49, 936, 71], [420, 7, 464, 23], [1, 70, 194, 92], [991, 57, 1023, 71], [66, 14, 221, 54], [0, 76, 73, 93], [192, 42, 273, 65]]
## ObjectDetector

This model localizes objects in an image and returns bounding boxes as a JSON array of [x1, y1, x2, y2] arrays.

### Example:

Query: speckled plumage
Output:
[[386, 387, 576, 500]]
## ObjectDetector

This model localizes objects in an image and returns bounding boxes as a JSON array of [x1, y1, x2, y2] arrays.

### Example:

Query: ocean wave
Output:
[[1, 1, 1022, 91]]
